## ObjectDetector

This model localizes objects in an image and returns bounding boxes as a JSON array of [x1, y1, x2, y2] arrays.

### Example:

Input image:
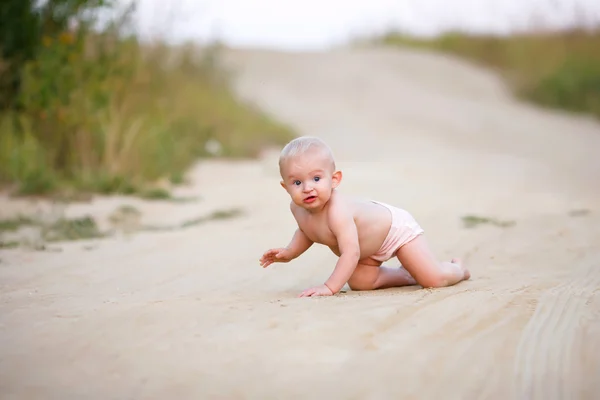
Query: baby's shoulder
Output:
[[329, 194, 383, 219], [289, 201, 301, 216], [326, 192, 358, 220], [289, 202, 310, 222]]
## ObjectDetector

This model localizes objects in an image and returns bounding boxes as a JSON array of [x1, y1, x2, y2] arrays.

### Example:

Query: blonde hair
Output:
[[278, 136, 336, 171]]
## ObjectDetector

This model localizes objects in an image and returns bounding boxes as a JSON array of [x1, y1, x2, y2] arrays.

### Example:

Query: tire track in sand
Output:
[[513, 255, 600, 400]]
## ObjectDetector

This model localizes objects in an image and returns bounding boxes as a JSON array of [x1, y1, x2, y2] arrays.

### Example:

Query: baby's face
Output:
[[280, 151, 339, 211]]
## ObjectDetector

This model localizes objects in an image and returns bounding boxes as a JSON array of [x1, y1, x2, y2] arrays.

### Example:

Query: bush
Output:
[[524, 57, 600, 116], [379, 29, 600, 119], [0, 1, 294, 196]]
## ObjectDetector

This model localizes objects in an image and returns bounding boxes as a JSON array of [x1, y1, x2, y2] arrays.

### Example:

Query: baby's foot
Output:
[[398, 266, 417, 285], [451, 258, 471, 281]]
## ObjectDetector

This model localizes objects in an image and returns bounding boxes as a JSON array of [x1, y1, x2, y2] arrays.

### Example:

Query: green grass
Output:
[[0, 214, 106, 249], [461, 215, 515, 229], [378, 28, 600, 119], [0, 206, 244, 249], [141, 208, 244, 232], [0, 29, 295, 198], [0, 215, 36, 231]]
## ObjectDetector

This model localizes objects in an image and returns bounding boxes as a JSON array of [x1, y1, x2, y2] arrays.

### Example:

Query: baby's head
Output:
[[278, 136, 341, 210], [278, 136, 336, 173]]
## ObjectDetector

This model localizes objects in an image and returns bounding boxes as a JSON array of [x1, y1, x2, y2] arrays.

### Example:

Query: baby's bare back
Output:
[[293, 192, 392, 260]]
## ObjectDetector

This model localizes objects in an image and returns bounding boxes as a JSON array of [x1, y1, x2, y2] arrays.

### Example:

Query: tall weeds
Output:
[[0, 3, 294, 196]]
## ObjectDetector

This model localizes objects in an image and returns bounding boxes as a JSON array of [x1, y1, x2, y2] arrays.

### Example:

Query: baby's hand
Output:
[[299, 284, 334, 298], [260, 247, 294, 268]]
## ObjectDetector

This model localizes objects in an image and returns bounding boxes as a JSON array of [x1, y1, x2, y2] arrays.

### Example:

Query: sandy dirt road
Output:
[[1, 46, 600, 399]]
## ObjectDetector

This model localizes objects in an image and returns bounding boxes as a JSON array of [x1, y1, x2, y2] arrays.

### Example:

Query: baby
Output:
[[259, 136, 470, 297]]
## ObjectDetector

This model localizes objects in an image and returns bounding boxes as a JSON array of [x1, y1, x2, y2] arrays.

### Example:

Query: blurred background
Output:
[[2, 3, 599, 395], [128, 0, 600, 49], [1, 0, 599, 203]]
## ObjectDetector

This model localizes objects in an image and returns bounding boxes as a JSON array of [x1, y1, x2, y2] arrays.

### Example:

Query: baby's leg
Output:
[[396, 235, 470, 288], [347, 260, 417, 291]]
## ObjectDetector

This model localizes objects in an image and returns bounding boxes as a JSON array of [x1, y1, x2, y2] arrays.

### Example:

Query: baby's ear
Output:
[[280, 180, 286, 190], [332, 170, 342, 188]]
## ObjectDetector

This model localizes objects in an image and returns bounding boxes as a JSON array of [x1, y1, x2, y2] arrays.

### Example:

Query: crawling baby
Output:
[[259, 136, 470, 297]]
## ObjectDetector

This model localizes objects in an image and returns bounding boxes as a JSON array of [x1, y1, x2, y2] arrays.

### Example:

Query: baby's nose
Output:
[[303, 183, 313, 192]]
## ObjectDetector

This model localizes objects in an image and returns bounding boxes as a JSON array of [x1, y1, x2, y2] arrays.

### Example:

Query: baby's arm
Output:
[[284, 228, 314, 259], [323, 204, 361, 294], [261, 205, 314, 268], [260, 227, 313, 268]]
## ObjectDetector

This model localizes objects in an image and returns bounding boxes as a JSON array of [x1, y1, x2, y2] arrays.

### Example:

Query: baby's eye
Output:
[[294, 180, 301, 186], [313, 176, 320, 182]]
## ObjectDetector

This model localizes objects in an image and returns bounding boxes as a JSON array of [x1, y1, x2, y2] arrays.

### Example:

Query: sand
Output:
[[1, 46, 599, 399]]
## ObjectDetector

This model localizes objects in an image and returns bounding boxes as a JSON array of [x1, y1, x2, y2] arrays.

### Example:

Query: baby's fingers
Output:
[[259, 250, 275, 261], [262, 249, 279, 258], [299, 289, 315, 298], [259, 256, 271, 265]]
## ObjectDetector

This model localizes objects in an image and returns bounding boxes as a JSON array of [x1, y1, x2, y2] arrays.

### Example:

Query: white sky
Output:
[[117, 0, 600, 50]]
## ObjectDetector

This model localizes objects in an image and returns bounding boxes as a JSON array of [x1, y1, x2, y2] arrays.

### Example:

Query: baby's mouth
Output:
[[304, 195, 317, 203]]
